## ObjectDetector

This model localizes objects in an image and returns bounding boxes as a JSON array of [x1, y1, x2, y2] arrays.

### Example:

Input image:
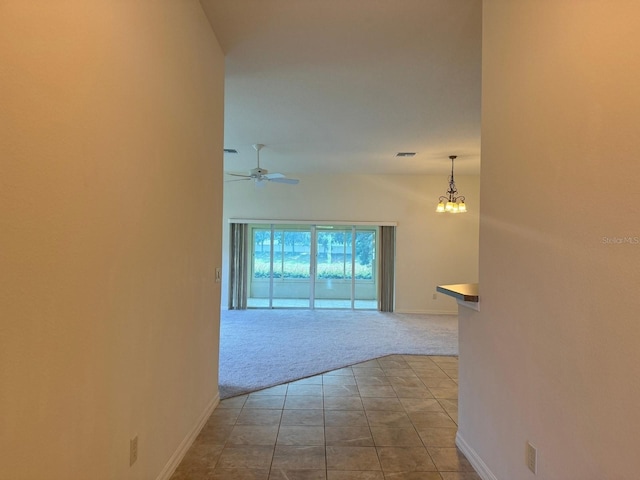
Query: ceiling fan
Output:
[[226, 144, 299, 187]]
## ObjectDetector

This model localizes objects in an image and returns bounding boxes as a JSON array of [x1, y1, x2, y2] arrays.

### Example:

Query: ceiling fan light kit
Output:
[[225, 143, 299, 187], [436, 155, 467, 213]]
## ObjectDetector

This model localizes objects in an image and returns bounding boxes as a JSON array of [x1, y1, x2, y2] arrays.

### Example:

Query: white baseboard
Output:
[[456, 432, 499, 480], [156, 393, 220, 480]]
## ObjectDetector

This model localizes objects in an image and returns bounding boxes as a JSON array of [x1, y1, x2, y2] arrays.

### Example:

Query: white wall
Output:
[[223, 173, 480, 313], [0, 2, 224, 479], [458, 2, 640, 479]]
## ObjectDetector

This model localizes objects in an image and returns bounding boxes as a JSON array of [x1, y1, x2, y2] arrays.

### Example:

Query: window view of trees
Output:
[[252, 227, 375, 280]]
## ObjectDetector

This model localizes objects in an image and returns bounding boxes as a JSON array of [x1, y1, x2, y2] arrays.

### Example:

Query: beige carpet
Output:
[[219, 309, 458, 398]]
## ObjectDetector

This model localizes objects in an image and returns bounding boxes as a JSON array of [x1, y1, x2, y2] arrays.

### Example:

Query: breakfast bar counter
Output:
[[437, 283, 479, 310]]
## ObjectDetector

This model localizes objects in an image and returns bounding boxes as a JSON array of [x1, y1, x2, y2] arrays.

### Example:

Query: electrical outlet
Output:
[[130, 436, 138, 466], [526, 441, 537, 474], [432, 293, 437, 300]]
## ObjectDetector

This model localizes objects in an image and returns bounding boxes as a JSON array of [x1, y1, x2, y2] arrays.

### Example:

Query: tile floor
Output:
[[170, 355, 480, 480]]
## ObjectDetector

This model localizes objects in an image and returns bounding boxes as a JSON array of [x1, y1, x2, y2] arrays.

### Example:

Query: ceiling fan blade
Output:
[[263, 172, 285, 179], [225, 178, 252, 183], [269, 177, 299, 185], [226, 172, 252, 178]]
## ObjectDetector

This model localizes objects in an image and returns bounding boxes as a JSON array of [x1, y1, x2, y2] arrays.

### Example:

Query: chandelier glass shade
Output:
[[436, 155, 467, 213]]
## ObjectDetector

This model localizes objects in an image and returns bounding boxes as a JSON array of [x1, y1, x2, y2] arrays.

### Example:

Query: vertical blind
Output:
[[378, 225, 396, 312], [228, 223, 248, 309]]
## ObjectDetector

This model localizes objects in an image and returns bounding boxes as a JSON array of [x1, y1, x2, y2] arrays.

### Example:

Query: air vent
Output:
[[395, 152, 416, 157], [224, 148, 238, 154]]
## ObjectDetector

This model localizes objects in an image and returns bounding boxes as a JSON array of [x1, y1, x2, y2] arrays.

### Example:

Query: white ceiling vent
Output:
[[395, 152, 416, 157]]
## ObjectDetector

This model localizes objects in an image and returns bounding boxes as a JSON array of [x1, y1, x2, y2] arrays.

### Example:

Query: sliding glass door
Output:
[[247, 224, 378, 309], [249, 225, 311, 308], [315, 227, 351, 308], [272, 228, 311, 308]]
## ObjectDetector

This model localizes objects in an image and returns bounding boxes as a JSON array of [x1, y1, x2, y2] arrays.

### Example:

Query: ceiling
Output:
[[200, 0, 482, 176]]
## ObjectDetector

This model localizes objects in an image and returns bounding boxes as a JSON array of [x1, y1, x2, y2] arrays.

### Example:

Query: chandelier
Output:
[[436, 155, 467, 213]]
